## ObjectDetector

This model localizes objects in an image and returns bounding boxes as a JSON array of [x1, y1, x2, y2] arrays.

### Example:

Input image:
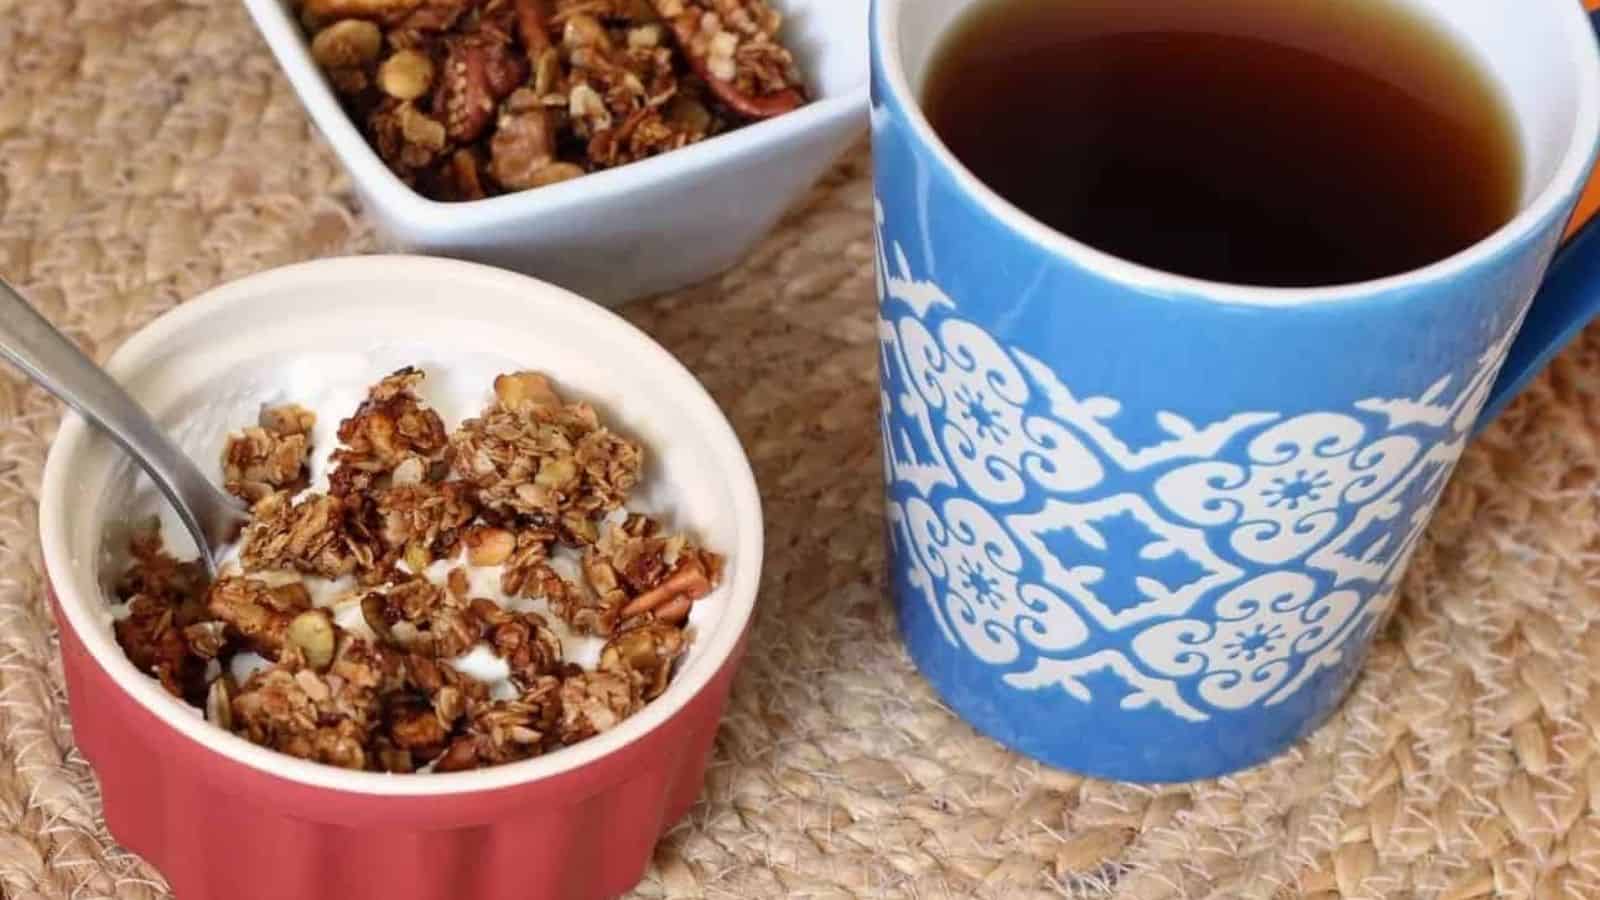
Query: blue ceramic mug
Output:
[[870, 0, 1600, 781]]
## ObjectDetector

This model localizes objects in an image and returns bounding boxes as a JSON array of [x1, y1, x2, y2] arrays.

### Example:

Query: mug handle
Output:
[[1474, 6, 1600, 433]]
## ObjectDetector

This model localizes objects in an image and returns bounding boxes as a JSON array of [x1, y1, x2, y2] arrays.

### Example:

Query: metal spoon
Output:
[[0, 279, 248, 577]]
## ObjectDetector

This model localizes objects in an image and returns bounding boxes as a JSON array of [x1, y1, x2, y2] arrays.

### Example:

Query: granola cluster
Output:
[[296, 0, 809, 201], [113, 368, 723, 773]]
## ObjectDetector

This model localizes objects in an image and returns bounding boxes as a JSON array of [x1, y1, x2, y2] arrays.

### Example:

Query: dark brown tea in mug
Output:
[[922, 0, 1524, 287]]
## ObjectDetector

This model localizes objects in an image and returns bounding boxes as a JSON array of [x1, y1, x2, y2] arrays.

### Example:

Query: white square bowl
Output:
[[241, 0, 869, 306]]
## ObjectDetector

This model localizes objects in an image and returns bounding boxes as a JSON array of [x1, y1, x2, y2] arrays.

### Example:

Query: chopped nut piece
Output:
[[567, 515, 721, 635], [311, 19, 384, 69], [206, 677, 234, 730], [387, 0, 470, 45], [362, 592, 396, 644], [437, 31, 528, 144], [286, 610, 338, 670], [493, 371, 562, 412], [513, 0, 555, 56], [378, 48, 435, 99], [464, 525, 516, 566], [617, 551, 714, 618]]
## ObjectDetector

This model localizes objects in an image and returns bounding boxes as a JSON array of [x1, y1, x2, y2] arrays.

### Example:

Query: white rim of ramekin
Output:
[[39, 255, 765, 797], [872, 0, 1600, 308]]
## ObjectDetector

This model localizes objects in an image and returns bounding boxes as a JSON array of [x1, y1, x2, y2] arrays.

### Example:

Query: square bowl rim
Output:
[[241, 0, 872, 233]]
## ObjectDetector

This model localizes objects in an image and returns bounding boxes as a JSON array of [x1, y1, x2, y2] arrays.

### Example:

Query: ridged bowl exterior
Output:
[[53, 589, 743, 900]]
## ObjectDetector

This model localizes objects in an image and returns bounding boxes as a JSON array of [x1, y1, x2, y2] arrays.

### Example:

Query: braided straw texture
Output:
[[3, 1, 1600, 897]]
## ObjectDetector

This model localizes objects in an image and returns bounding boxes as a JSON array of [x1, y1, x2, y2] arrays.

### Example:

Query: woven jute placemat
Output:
[[4, 2, 1600, 898]]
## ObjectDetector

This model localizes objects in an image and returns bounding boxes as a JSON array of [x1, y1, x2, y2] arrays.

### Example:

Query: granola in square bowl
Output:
[[298, 0, 811, 201]]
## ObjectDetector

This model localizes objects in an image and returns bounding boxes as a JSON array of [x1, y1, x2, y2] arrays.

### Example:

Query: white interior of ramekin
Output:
[[39, 256, 764, 796]]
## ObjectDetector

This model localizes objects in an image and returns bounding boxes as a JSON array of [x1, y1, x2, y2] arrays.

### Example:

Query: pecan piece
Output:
[[655, 0, 804, 118], [438, 36, 526, 144], [387, 0, 472, 46], [514, 0, 555, 57], [571, 515, 722, 634]]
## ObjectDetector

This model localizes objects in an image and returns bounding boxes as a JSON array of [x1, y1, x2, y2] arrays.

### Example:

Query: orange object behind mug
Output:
[[1577, 0, 1600, 236]]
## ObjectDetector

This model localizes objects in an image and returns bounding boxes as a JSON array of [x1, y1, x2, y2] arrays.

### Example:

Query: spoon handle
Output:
[[0, 280, 237, 573]]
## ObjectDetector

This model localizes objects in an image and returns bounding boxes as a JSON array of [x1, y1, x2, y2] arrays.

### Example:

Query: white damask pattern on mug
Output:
[[872, 195, 1516, 720]]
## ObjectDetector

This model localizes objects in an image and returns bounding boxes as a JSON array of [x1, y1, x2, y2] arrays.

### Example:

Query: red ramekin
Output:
[[39, 257, 765, 900]]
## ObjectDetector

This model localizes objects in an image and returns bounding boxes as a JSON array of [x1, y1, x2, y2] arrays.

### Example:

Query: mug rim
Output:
[[870, 0, 1600, 308]]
